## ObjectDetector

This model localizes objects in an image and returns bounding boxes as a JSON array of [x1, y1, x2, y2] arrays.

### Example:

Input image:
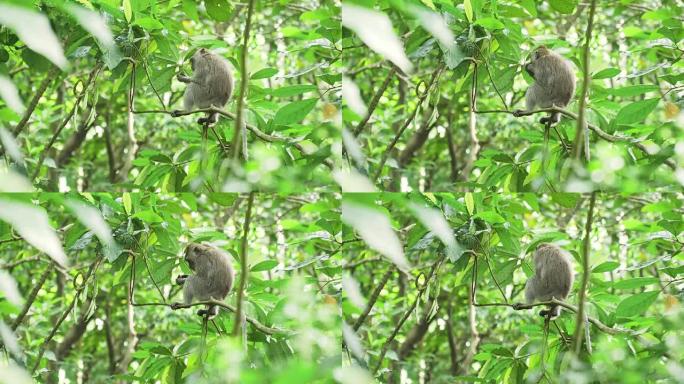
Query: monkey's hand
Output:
[[175, 274, 189, 285], [512, 302, 527, 310], [171, 110, 185, 118], [170, 302, 184, 310], [512, 109, 526, 117], [177, 74, 193, 83]]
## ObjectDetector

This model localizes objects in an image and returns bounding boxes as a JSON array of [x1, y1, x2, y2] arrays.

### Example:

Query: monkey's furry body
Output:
[[518, 46, 576, 125], [176, 48, 234, 125], [524, 243, 574, 318], [175, 243, 234, 317]]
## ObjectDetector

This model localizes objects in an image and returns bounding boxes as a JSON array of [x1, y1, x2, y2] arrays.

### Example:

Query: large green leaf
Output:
[[615, 98, 659, 125], [273, 98, 318, 125]]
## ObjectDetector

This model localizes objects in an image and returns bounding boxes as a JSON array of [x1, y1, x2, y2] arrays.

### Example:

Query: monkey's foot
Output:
[[512, 303, 526, 310], [171, 110, 184, 117], [170, 302, 184, 310], [512, 109, 525, 117]]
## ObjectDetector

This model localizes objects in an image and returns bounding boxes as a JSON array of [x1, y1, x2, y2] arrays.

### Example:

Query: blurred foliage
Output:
[[0, 193, 342, 382], [0, 0, 341, 192], [341, 192, 684, 383], [342, 0, 684, 192]]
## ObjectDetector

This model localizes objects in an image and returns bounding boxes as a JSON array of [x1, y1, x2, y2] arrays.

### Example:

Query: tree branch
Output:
[[231, 0, 257, 160], [573, 0, 597, 162], [233, 192, 255, 338], [352, 67, 396, 137], [475, 107, 676, 169], [573, 191, 597, 354]]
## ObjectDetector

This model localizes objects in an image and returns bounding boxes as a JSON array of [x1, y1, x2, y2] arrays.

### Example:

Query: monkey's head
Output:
[[184, 243, 214, 271], [189, 48, 211, 70], [531, 46, 551, 61]]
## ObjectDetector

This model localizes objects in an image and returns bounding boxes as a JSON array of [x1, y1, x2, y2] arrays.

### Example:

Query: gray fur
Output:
[[183, 243, 234, 307], [524, 243, 574, 318], [519, 47, 576, 124], [181, 48, 234, 124]]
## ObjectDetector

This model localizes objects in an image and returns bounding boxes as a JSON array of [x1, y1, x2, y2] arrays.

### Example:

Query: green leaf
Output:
[[592, 261, 619, 273], [474, 211, 505, 224], [615, 98, 659, 125], [205, 0, 231, 21], [615, 291, 659, 317], [612, 277, 659, 290], [134, 17, 164, 30], [474, 17, 505, 30], [273, 98, 318, 125], [251, 260, 278, 272], [132, 210, 163, 223], [549, 0, 577, 14], [593, 67, 620, 79], [464, 0, 473, 21], [465, 193, 474, 215], [607, 85, 659, 97], [251, 68, 278, 80], [123, 193, 132, 215], [272, 85, 317, 97], [123, 0, 132, 22]]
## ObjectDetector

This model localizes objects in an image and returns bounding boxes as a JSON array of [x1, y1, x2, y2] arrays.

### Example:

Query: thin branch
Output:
[[12, 66, 60, 137], [352, 268, 394, 332], [352, 67, 396, 137], [475, 299, 638, 336], [373, 255, 446, 374], [139, 300, 288, 335], [31, 258, 102, 373], [11, 267, 52, 331], [573, 191, 597, 354], [475, 107, 676, 169], [133, 108, 333, 169], [231, 0, 257, 160], [573, 0, 597, 162], [31, 65, 101, 182], [233, 192, 256, 337], [372, 64, 444, 183]]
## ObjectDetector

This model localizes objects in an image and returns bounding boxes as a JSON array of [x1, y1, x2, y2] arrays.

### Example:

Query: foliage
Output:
[[0, 193, 341, 382], [0, 0, 341, 192], [341, 0, 684, 192], [342, 193, 684, 383]]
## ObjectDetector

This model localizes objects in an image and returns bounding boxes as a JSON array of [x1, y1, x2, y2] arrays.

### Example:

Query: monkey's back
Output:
[[535, 245, 574, 301], [184, 54, 234, 110], [527, 53, 576, 109], [187, 247, 234, 302]]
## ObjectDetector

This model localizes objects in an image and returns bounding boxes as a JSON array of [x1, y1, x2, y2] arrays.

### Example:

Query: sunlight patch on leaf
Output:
[[0, 199, 68, 267], [333, 169, 376, 193], [0, 76, 24, 114], [0, 4, 67, 69], [342, 4, 413, 74], [0, 271, 23, 306], [342, 77, 367, 117], [409, 6, 454, 47], [341, 202, 410, 272]]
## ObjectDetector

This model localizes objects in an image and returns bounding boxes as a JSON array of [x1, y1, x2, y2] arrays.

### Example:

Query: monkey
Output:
[[513, 46, 576, 126], [171, 243, 235, 318], [172, 48, 234, 126], [515, 243, 574, 319]]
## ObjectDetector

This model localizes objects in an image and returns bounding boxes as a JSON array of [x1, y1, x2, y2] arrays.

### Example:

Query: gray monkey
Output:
[[172, 48, 234, 125], [513, 46, 576, 125], [172, 243, 234, 317], [518, 243, 574, 319]]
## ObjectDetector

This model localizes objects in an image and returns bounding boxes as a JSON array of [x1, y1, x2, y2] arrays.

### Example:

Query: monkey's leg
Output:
[[197, 112, 219, 125], [197, 305, 219, 318]]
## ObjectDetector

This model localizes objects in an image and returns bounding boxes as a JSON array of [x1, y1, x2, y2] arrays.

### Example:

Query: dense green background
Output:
[[342, 193, 684, 383], [342, 0, 683, 192], [0, 193, 341, 382]]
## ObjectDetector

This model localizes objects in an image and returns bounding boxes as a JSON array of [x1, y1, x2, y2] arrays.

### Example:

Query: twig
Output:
[[232, 192, 256, 337], [475, 107, 676, 169], [573, 192, 597, 354], [231, 0, 257, 160], [573, 0, 597, 162], [372, 65, 444, 183], [133, 108, 333, 169], [352, 268, 394, 332], [352, 67, 396, 137], [476, 299, 638, 336], [11, 267, 52, 331]]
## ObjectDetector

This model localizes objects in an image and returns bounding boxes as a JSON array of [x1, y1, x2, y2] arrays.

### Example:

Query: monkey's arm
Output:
[[177, 74, 200, 85]]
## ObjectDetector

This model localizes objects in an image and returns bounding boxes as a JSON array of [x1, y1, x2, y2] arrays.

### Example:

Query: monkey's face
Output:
[[184, 243, 211, 270], [189, 48, 210, 71]]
